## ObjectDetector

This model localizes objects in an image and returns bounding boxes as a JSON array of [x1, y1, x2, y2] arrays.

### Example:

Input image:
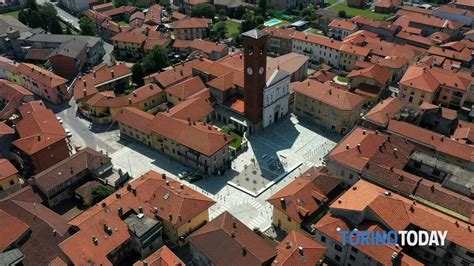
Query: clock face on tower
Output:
[[247, 67, 253, 75], [259, 67, 264, 75]]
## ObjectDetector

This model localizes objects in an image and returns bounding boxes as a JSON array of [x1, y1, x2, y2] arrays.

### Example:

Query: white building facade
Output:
[[262, 69, 291, 128]]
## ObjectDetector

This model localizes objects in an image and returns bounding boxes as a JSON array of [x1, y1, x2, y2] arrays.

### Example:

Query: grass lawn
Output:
[[307, 28, 324, 36], [221, 20, 240, 38], [325, 0, 338, 5], [336, 76, 348, 83], [117, 20, 129, 26], [330, 4, 389, 21], [3, 10, 20, 20], [229, 132, 243, 149]]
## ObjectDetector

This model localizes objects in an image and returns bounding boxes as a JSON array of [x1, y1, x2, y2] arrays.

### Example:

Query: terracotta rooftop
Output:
[[453, 120, 474, 143], [188, 211, 277, 265], [347, 64, 391, 85], [173, 39, 227, 54], [364, 38, 425, 60], [400, 64, 471, 93], [327, 127, 388, 172], [428, 45, 472, 62], [0, 187, 71, 265], [60, 170, 215, 265], [273, 230, 327, 266], [166, 89, 213, 121], [328, 18, 357, 31], [166, 76, 207, 100], [115, 107, 155, 134], [145, 59, 202, 88], [293, 79, 364, 111], [85, 83, 163, 109], [362, 97, 407, 127], [293, 32, 342, 50], [0, 209, 30, 251], [342, 30, 379, 45], [133, 245, 184, 266], [267, 53, 309, 77], [0, 159, 18, 181], [172, 17, 211, 29], [420, 101, 457, 120], [339, 43, 370, 57], [148, 113, 232, 157], [74, 63, 131, 101], [13, 108, 66, 155], [263, 26, 297, 40], [394, 13, 462, 30], [33, 147, 111, 193], [17, 63, 67, 88], [370, 55, 408, 69], [387, 119, 474, 163], [0, 122, 14, 136], [329, 179, 474, 250], [268, 166, 342, 223], [18, 100, 47, 117]]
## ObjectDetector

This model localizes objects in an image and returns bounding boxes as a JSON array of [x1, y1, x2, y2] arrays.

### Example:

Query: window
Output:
[[340, 170, 345, 177], [351, 247, 358, 253], [335, 244, 342, 252], [349, 174, 354, 179], [321, 235, 326, 242], [287, 217, 292, 222], [466, 251, 474, 258], [414, 161, 422, 168], [9, 180, 14, 185], [432, 168, 440, 176], [335, 255, 341, 262], [350, 255, 355, 261]]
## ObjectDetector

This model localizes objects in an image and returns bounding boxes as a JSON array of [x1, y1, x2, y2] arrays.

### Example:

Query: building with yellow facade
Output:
[[0, 159, 20, 193], [267, 166, 343, 234], [293, 79, 364, 134], [347, 63, 392, 105]]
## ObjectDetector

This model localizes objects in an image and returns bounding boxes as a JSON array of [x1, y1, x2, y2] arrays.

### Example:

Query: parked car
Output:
[[178, 170, 191, 179], [56, 116, 63, 124], [65, 128, 72, 138], [188, 174, 204, 183]]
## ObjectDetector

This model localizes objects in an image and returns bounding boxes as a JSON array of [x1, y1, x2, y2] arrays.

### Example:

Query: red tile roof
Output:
[[362, 97, 407, 127], [74, 63, 131, 101], [309, 70, 336, 83], [293, 32, 343, 50], [394, 13, 462, 30], [133, 246, 184, 266], [167, 89, 213, 121], [188, 211, 277, 265], [263, 26, 297, 40], [172, 18, 211, 29], [365, 38, 425, 60], [166, 76, 207, 100], [273, 230, 327, 266], [173, 39, 227, 54], [13, 109, 67, 155], [115, 107, 154, 134], [60, 170, 215, 265], [268, 166, 342, 223], [387, 119, 474, 162], [347, 64, 391, 85], [18, 100, 47, 117], [148, 113, 232, 156], [329, 18, 357, 31], [428, 46, 472, 62], [327, 127, 387, 172], [85, 83, 163, 108], [0, 122, 14, 136], [293, 79, 364, 111], [0, 159, 18, 181], [17, 63, 67, 88], [330, 179, 474, 251], [145, 59, 202, 88], [0, 209, 30, 251], [400, 64, 471, 93]]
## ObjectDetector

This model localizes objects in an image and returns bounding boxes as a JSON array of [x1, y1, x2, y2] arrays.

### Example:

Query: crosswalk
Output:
[[210, 198, 272, 230]]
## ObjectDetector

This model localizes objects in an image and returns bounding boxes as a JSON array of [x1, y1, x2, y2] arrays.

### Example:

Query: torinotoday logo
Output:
[[338, 228, 448, 247]]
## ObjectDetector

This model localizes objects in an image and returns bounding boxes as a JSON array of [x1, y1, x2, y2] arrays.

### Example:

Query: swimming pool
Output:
[[264, 19, 282, 27]]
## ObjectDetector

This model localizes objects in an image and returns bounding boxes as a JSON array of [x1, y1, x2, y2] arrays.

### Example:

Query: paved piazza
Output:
[[66, 111, 341, 232]]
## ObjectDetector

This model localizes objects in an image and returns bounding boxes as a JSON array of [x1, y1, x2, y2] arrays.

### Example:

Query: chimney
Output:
[[118, 207, 123, 216], [362, 130, 366, 135], [169, 213, 173, 221], [111, 70, 115, 78], [430, 185, 435, 192], [345, 144, 349, 150], [232, 218, 237, 228], [127, 184, 132, 191], [116, 192, 121, 199], [180, 69, 183, 76], [139, 206, 143, 213], [166, 180, 170, 186], [280, 198, 286, 208], [162, 173, 166, 179], [393, 148, 398, 155], [242, 246, 247, 256], [298, 245, 304, 255], [239, 54, 242, 59], [143, 260, 148, 266], [83, 79, 87, 88], [357, 143, 361, 152], [132, 188, 137, 196], [92, 236, 99, 246], [70, 167, 74, 174], [53, 230, 57, 236], [128, 98, 132, 104], [133, 91, 137, 97], [37, 134, 41, 141], [101, 202, 107, 208], [231, 231, 235, 238], [180, 183, 184, 189], [93, 71, 96, 78]]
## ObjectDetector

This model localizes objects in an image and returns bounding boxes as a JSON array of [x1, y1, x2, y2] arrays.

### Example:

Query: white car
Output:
[[65, 128, 72, 138], [56, 116, 63, 124], [178, 170, 191, 179]]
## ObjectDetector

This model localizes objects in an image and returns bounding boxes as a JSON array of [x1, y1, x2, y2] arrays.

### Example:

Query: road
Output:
[[36, 0, 80, 30], [324, 0, 345, 10]]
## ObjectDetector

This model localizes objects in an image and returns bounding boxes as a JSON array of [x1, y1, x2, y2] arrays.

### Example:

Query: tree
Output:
[[114, 0, 128, 7], [79, 16, 96, 36], [232, 5, 246, 19], [142, 45, 169, 75], [212, 21, 227, 41], [91, 185, 115, 205], [191, 3, 216, 19], [65, 25, 72, 35], [39, 2, 58, 28], [18, 10, 28, 25], [159, 0, 170, 7], [132, 63, 145, 86], [240, 11, 257, 33], [338, 10, 347, 18], [221, 123, 236, 133], [25, 0, 38, 11], [49, 17, 63, 34], [218, 9, 227, 21], [257, 0, 267, 16], [29, 10, 44, 29]]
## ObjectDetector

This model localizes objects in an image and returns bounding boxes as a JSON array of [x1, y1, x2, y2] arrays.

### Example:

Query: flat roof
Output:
[[124, 213, 161, 238]]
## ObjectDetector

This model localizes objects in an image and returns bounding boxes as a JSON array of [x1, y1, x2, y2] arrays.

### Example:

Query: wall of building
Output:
[[0, 173, 19, 191], [29, 139, 70, 173], [272, 207, 301, 234], [263, 75, 290, 128], [292, 39, 340, 68]]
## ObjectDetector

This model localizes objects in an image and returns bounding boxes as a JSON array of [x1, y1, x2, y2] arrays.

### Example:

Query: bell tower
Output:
[[243, 29, 268, 132]]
